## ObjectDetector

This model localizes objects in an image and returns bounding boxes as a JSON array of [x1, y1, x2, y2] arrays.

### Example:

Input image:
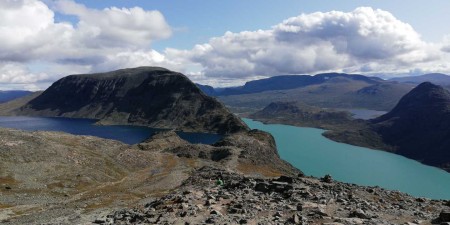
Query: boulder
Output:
[[439, 210, 450, 222]]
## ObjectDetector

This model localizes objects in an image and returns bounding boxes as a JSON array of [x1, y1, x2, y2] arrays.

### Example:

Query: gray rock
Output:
[[255, 182, 270, 193], [440, 210, 450, 222], [210, 210, 223, 216], [350, 209, 370, 219], [321, 174, 333, 183]]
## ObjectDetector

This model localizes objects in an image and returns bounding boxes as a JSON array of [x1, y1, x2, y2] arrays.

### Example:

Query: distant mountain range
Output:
[[390, 73, 450, 85], [0, 67, 248, 134], [203, 73, 414, 111], [198, 73, 382, 96], [198, 73, 450, 112], [0, 90, 32, 103]]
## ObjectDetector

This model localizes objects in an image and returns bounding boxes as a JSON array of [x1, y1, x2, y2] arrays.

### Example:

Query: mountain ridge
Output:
[[198, 73, 382, 96], [0, 67, 248, 134], [0, 90, 32, 103], [390, 73, 450, 85]]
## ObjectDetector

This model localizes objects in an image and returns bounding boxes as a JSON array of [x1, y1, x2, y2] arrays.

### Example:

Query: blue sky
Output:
[[1, 0, 450, 90], [67, 0, 450, 50]]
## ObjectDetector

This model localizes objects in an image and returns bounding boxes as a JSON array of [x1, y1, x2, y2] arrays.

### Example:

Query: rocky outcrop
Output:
[[4, 67, 248, 134], [137, 130, 189, 151], [102, 167, 449, 225]]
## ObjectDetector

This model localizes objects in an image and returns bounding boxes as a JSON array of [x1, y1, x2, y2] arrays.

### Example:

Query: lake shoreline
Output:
[[0, 116, 222, 145], [243, 118, 450, 200]]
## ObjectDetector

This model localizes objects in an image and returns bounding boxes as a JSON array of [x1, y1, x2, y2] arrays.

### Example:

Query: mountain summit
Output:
[[371, 82, 450, 170], [4, 67, 248, 134]]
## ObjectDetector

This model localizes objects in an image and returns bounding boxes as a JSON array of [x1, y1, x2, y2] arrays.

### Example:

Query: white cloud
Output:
[[442, 35, 450, 53], [0, 0, 173, 90], [1, 2, 450, 90], [172, 7, 447, 84], [0, 0, 71, 62], [54, 0, 171, 48], [0, 63, 50, 90], [93, 50, 186, 73]]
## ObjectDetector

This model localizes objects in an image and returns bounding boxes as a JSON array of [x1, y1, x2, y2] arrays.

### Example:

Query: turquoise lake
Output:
[[243, 118, 450, 200]]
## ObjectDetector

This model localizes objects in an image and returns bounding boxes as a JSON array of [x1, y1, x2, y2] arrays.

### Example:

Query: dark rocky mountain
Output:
[[371, 82, 450, 171], [199, 73, 382, 96], [0, 90, 32, 103], [390, 73, 450, 85], [1, 67, 248, 134], [325, 82, 450, 172], [195, 83, 216, 96]]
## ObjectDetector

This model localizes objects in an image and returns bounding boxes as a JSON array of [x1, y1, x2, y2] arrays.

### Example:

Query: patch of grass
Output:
[[237, 163, 282, 177], [161, 155, 178, 174], [0, 204, 12, 209], [0, 176, 19, 185], [85, 197, 116, 210], [183, 158, 198, 169], [12, 206, 40, 216]]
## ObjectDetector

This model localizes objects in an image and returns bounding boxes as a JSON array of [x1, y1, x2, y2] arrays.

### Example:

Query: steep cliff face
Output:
[[371, 82, 450, 170], [12, 67, 248, 134]]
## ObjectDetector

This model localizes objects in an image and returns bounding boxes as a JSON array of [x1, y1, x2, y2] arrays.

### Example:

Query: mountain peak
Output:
[[370, 82, 450, 170], [374, 82, 450, 121]]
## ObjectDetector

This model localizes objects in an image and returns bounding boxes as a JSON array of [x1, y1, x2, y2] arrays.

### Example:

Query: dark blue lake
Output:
[[0, 116, 222, 145]]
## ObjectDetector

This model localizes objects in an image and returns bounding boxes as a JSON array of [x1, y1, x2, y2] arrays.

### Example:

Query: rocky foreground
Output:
[[1, 127, 450, 225], [0, 127, 295, 224], [1, 122, 449, 225], [101, 167, 450, 225]]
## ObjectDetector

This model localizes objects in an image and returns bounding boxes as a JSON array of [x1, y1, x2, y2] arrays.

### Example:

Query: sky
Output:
[[1, 0, 450, 90]]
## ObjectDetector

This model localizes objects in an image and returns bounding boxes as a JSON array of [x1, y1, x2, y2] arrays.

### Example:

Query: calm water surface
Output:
[[346, 109, 387, 120], [243, 118, 450, 200], [0, 116, 222, 145]]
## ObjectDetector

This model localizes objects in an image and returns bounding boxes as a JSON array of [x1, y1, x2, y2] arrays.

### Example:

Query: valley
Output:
[[1, 67, 450, 224], [3, 1, 450, 224]]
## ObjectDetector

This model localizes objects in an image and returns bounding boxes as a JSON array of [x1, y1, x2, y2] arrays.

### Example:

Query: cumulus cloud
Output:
[[441, 35, 450, 53], [172, 7, 445, 82], [0, 0, 173, 89], [93, 49, 191, 73], [1, 2, 450, 90], [54, 0, 171, 48], [0, 63, 50, 90], [0, 0, 69, 62]]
